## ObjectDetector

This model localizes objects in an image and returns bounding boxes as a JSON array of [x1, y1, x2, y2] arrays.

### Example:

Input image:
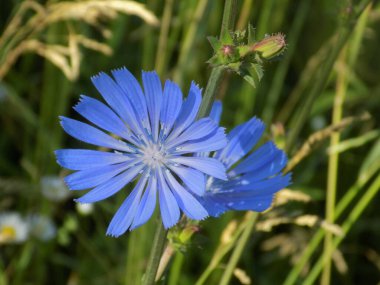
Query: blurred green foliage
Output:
[[1, 0, 380, 285]]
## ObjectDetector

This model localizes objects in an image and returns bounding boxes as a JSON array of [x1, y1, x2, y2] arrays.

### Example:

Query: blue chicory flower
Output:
[[197, 102, 291, 217], [55, 68, 228, 237]]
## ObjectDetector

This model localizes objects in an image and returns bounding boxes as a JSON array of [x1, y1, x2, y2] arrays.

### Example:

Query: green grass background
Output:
[[1, 0, 380, 284]]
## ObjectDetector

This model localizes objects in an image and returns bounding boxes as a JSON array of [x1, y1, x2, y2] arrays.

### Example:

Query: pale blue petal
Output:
[[75, 164, 145, 203], [175, 128, 227, 154], [224, 174, 291, 195], [167, 165, 205, 196], [60, 117, 135, 153], [157, 169, 180, 228], [232, 141, 278, 175], [91, 72, 143, 137], [197, 194, 228, 217], [111, 68, 151, 133], [209, 101, 222, 124], [142, 71, 162, 142], [160, 80, 183, 137], [106, 173, 148, 237], [167, 82, 201, 140], [205, 192, 274, 212], [171, 156, 227, 181], [163, 170, 208, 220], [130, 175, 157, 230], [166, 118, 218, 149], [55, 149, 132, 170], [64, 161, 132, 190], [74, 95, 133, 142], [236, 151, 287, 182], [216, 117, 265, 168], [224, 194, 274, 212]]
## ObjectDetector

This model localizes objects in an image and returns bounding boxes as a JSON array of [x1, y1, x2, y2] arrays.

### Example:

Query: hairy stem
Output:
[[142, 221, 168, 285]]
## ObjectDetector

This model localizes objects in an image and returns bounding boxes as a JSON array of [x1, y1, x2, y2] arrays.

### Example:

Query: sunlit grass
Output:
[[0, 0, 379, 284]]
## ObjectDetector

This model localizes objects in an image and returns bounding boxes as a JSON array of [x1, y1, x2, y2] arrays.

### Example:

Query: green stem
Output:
[[168, 253, 185, 285], [197, 67, 224, 118], [197, 0, 238, 119], [321, 47, 347, 285], [142, 221, 168, 285], [155, 0, 174, 75], [173, 0, 210, 85], [284, 5, 372, 283], [303, 174, 380, 285], [219, 212, 259, 285], [195, 215, 251, 285], [262, 0, 310, 124], [285, 0, 372, 152]]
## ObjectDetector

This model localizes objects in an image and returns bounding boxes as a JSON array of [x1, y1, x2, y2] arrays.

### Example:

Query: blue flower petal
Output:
[[130, 175, 157, 230], [231, 141, 279, 175], [75, 164, 145, 203], [216, 117, 265, 168], [111, 68, 151, 133], [157, 169, 180, 228], [166, 118, 218, 149], [160, 80, 183, 137], [168, 82, 201, 140], [142, 71, 162, 141], [60, 117, 135, 153], [171, 156, 227, 181], [64, 162, 132, 190], [237, 151, 287, 182], [164, 170, 208, 220], [175, 128, 227, 154], [74, 95, 134, 142], [209, 101, 222, 124], [224, 174, 291, 195], [106, 173, 148, 237], [55, 149, 133, 170], [198, 195, 229, 217], [167, 165, 205, 196], [91, 72, 144, 137], [206, 192, 274, 212]]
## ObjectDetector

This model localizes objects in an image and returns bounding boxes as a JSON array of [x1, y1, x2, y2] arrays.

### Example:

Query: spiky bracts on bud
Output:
[[207, 24, 287, 88]]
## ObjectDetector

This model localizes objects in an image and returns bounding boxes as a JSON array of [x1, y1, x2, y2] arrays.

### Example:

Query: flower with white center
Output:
[[55, 68, 227, 237], [0, 212, 29, 244], [197, 102, 291, 216]]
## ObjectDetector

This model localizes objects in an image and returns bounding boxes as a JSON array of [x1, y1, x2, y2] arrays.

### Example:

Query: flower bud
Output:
[[251, 33, 286, 59]]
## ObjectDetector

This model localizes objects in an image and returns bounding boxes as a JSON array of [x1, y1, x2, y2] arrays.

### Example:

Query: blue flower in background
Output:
[[198, 102, 291, 217], [55, 68, 227, 236]]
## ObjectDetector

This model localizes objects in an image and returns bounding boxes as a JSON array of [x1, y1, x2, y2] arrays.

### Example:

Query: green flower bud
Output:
[[251, 33, 286, 59]]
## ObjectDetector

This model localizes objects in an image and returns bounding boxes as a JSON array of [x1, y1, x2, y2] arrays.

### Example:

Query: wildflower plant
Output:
[[199, 102, 291, 216], [0, 212, 29, 244], [208, 24, 286, 88], [55, 68, 228, 237]]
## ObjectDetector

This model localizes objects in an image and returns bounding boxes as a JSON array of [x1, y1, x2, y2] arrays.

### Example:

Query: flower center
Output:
[[141, 143, 166, 168], [0, 226, 17, 242]]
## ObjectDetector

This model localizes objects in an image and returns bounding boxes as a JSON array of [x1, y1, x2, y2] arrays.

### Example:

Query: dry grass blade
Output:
[[275, 188, 312, 205], [0, 0, 44, 46], [75, 35, 113, 55], [45, 0, 159, 27], [233, 268, 251, 285], [284, 112, 371, 173], [257, 215, 343, 236]]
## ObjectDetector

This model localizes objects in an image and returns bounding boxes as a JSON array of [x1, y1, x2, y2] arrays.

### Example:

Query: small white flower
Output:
[[27, 214, 56, 241], [41, 176, 70, 202], [76, 203, 94, 216], [0, 212, 29, 244]]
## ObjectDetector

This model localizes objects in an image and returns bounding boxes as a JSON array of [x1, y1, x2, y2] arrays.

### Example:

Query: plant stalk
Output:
[[197, 0, 238, 119], [219, 212, 259, 285], [142, 221, 168, 285]]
